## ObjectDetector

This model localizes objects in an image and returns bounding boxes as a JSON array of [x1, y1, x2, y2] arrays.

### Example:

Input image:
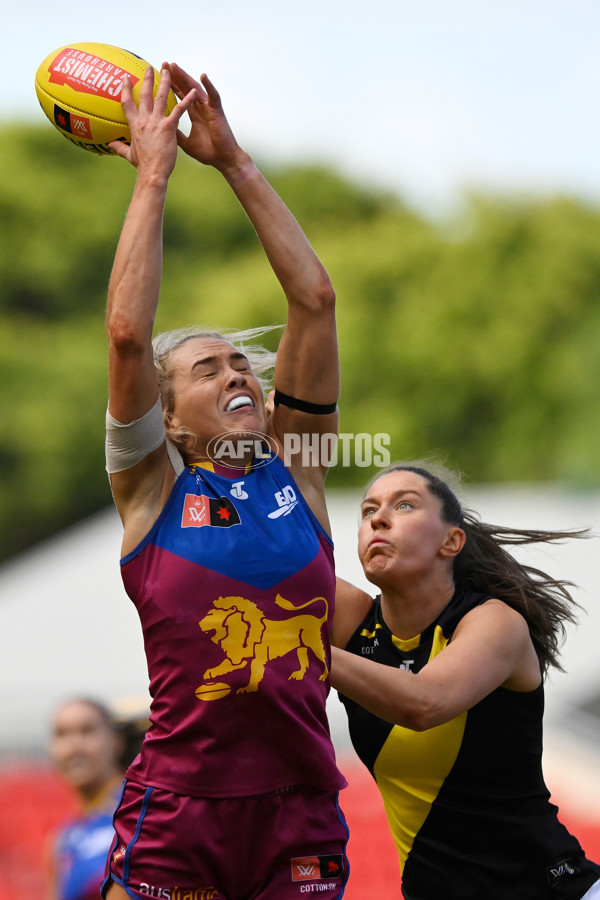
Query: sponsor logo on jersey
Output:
[[182, 494, 241, 528], [267, 484, 298, 518], [291, 854, 344, 882], [547, 857, 579, 887], [230, 480, 249, 500]]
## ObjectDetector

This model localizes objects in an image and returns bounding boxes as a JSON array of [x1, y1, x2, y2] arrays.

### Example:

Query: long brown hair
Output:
[[366, 463, 590, 675]]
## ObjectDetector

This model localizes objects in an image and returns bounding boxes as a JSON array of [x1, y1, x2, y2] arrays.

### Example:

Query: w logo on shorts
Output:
[[291, 855, 344, 881]]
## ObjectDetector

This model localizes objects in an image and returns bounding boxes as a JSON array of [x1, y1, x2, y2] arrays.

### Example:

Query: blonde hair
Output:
[[152, 325, 280, 458]]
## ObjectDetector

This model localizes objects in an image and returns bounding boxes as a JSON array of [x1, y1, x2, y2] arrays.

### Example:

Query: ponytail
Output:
[[455, 511, 586, 675]]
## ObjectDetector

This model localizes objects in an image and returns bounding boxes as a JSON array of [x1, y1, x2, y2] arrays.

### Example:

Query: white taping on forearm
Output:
[[105, 395, 184, 475]]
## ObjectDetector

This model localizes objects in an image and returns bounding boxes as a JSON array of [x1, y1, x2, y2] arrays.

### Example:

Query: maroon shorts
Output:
[[102, 780, 349, 900]]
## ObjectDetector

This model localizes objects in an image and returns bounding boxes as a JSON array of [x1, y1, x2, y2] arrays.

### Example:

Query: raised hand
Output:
[[166, 63, 249, 176], [109, 66, 197, 180]]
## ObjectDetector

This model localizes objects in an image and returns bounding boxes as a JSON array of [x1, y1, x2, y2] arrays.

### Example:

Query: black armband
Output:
[[273, 389, 338, 415]]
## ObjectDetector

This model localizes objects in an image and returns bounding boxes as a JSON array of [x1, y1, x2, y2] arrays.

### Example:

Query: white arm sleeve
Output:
[[105, 395, 184, 475]]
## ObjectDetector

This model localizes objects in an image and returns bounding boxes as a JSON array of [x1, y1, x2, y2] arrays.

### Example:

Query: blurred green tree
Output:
[[1, 124, 600, 561]]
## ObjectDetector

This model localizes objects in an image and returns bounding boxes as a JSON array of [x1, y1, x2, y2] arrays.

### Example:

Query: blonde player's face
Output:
[[167, 337, 267, 462]]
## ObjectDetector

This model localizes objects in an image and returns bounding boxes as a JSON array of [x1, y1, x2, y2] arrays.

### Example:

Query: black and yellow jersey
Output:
[[339, 588, 600, 899]]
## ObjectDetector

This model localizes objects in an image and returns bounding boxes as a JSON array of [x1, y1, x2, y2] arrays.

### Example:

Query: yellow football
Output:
[[34, 42, 177, 155]]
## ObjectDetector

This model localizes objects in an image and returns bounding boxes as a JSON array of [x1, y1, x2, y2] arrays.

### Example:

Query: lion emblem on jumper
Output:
[[198, 593, 329, 694]]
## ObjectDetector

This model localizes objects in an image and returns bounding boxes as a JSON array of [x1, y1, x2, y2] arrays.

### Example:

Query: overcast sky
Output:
[[8, 0, 600, 214]]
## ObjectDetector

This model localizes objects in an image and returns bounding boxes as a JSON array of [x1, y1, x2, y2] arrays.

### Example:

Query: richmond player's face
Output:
[[167, 337, 267, 462], [358, 470, 464, 589]]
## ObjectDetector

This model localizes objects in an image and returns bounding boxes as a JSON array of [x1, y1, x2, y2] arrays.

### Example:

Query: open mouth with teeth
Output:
[[226, 395, 255, 413]]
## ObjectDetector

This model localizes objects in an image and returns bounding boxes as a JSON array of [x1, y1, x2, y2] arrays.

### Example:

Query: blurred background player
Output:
[[48, 697, 148, 900]]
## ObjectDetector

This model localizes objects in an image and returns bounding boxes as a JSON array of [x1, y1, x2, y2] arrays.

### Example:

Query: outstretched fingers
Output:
[[118, 73, 138, 123], [108, 74, 137, 159], [167, 61, 208, 104], [109, 66, 194, 170], [152, 65, 198, 126], [137, 65, 158, 114], [152, 65, 173, 114], [199, 73, 223, 110], [170, 84, 199, 125]]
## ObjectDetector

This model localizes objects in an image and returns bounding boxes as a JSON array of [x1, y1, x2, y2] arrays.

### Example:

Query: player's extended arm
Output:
[[331, 578, 374, 649], [168, 65, 339, 460], [106, 68, 196, 528], [107, 67, 196, 425], [331, 599, 539, 730]]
